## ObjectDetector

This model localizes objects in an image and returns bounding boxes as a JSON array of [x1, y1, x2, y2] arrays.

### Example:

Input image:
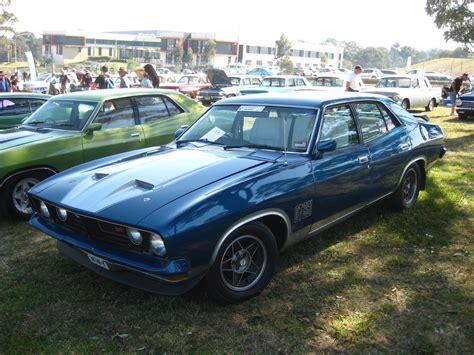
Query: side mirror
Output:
[[86, 122, 102, 132], [175, 125, 189, 139], [317, 140, 337, 153]]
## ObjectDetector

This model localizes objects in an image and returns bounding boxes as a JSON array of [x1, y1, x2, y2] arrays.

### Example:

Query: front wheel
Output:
[[206, 222, 278, 303], [2, 172, 48, 219], [425, 98, 435, 112], [401, 99, 410, 110], [389, 163, 421, 211]]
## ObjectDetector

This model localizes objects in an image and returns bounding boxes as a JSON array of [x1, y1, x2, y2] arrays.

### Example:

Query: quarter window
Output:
[[163, 96, 183, 116], [136, 96, 169, 124], [355, 102, 389, 141], [94, 98, 135, 129], [320, 105, 359, 149]]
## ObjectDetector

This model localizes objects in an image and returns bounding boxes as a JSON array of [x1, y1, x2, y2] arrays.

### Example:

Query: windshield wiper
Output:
[[224, 143, 284, 151], [176, 139, 225, 147]]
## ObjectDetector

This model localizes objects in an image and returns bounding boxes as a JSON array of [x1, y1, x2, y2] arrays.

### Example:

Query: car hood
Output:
[[205, 69, 232, 86], [33, 147, 275, 223], [0, 127, 63, 149]]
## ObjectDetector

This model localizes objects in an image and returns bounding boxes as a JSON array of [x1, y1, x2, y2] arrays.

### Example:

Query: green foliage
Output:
[[11, 32, 42, 62], [203, 40, 216, 63], [171, 44, 184, 65], [183, 47, 194, 65], [425, 0, 474, 49], [0, 0, 16, 35], [275, 33, 292, 59], [279, 56, 294, 74]]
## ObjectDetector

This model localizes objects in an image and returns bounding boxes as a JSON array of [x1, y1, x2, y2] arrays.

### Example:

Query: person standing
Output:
[[93, 65, 114, 90], [0, 71, 11, 92], [449, 73, 469, 115], [141, 72, 153, 88], [118, 67, 131, 88], [345, 65, 364, 92]]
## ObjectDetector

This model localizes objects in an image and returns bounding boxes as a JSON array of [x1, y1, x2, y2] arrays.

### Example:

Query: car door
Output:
[[309, 104, 372, 231], [81, 97, 145, 162], [354, 101, 411, 198], [135, 95, 192, 147]]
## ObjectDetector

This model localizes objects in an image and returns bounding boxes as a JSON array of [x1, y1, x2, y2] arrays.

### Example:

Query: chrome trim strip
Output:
[[0, 167, 57, 187], [396, 156, 427, 187], [209, 209, 292, 267], [309, 191, 393, 235]]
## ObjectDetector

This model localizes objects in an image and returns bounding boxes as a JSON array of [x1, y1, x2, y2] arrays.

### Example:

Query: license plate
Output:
[[87, 253, 110, 270], [204, 96, 211, 100]]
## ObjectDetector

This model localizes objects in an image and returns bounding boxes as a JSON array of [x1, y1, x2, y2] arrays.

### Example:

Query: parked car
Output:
[[246, 67, 271, 76], [381, 69, 399, 75], [22, 73, 61, 94], [159, 74, 211, 98], [311, 75, 345, 91], [364, 75, 441, 111], [0, 93, 50, 129], [360, 68, 383, 80], [239, 75, 309, 95], [423, 72, 452, 83], [197, 70, 262, 105], [455, 88, 474, 119], [318, 68, 338, 75], [28, 91, 446, 303], [0, 89, 205, 219]]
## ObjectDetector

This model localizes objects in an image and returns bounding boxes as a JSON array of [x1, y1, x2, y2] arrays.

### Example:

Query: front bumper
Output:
[[30, 214, 203, 296], [196, 93, 224, 104]]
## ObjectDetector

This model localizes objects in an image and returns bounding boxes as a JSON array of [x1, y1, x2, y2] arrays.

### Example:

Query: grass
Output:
[[410, 57, 474, 76], [0, 106, 473, 352]]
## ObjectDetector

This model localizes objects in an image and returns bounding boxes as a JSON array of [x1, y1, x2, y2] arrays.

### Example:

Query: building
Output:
[[41, 30, 343, 70]]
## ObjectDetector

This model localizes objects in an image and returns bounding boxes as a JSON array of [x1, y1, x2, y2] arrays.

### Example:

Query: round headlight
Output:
[[455, 99, 463, 106], [39, 201, 50, 218], [150, 233, 167, 257], [126, 228, 143, 245], [57, 208, 68, 222]]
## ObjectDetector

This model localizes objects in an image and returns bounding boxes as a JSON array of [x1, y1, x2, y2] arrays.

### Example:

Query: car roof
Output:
[[49, 88, 180, 102], [0, 92, 51, 99], [216, 91, 390, 108]]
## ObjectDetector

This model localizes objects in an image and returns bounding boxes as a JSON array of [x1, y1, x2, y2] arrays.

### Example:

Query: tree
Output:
[[171, 44, 184, 65], [183, 47, 194, 66], [279, 57, 294, 74], [0, 0, 17, 35], [12, 32, 42, 62], [275, 33, 292, 59], [425, 0, 474, 49], [202, 40, 216, 65]]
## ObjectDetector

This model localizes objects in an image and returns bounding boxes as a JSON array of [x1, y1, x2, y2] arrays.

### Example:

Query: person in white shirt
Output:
[[345, 65, 364, 92]]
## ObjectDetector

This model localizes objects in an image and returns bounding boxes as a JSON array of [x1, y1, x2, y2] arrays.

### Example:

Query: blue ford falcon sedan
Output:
[[29, 91, 446, 303]]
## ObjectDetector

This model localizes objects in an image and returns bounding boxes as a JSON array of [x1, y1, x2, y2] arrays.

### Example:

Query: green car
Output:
[[0, 88, 206, 219], [0, 92, 51, 129]]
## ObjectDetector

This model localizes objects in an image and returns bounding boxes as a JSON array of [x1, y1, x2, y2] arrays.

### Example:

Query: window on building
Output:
[[56, 46, 63, 55], [98, 47, 102, 56], [256, 60, 262, 66], [88, 47, 92, 56], [109, 48, 113, 56]]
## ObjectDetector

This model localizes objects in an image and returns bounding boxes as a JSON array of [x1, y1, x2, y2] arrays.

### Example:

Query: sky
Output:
[[9, 0, 464, 50]]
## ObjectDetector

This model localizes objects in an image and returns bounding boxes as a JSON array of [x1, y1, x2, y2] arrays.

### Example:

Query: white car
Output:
[[360, 68, 383, 79], [23, 73, 61, 94], [310, 75, 345, 91]]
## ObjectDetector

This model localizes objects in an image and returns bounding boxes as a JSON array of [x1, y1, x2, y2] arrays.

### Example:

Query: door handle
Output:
[[399, 143, 410, 152], [358, 155, 369, 164], [130, 132, 140, 138]]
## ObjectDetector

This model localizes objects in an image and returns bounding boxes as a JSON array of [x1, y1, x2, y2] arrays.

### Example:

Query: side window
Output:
[[94, 98, 135, 129], [320, 105, 359, 149], [296, 78, 306, 86], [0, 98, 30, 116], [412, 79, 420, 88], [136, 96, 169, 124], [243, 78, 251, 85], [252, 78, 261, 85], [355, 102, 389, 141], [286, 79, 295, 87], [29, 99, 47, 111], [163, 96, 183, 116], [378, 104, 400, 131]]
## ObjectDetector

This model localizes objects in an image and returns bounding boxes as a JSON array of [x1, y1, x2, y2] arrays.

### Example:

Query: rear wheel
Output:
[[425, 98, 435, 111], [206, 222, 278, 303], [401, 99, 410, 110], [390, 163, 421, 211], [2, 172, 48, 219]]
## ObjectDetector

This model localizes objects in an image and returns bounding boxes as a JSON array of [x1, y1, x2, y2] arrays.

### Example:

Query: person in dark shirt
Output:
[[0, 71, 11, 92], [449, 73, 469, 115], [94, 65, 110, 90]]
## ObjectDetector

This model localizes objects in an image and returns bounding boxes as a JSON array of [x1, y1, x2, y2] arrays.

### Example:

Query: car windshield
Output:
[[178, 105, 318, 152], [23, 100, 97, 131], [376, 77, 411, 88], [178, 76, 199, 84], [261, 78, 286, 87], [229, 77, 241, 86], [312, 77, 344, 87]]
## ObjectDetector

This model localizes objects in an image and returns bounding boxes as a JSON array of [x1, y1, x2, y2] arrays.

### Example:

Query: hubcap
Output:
[[402, 169, 417, 205], [220, 235, 267, 292], [12, 177, 40, 215]]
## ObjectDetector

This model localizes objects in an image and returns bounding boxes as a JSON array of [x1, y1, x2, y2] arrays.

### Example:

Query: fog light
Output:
[[57, 208, 68, 222], [40, 201, 50, 218], [126, 228, 143, 245], [150, 233, 167, 257]]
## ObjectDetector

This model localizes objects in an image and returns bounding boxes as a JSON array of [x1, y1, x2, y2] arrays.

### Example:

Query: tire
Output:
[[206, 221, 278, 303], [2, 172, 47, 219], [390, 163, 421, 211], [425, 98, 435, 112], [401, 99, 410, 110]]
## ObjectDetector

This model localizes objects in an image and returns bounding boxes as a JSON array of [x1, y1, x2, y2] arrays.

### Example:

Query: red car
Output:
[[160, 74, 211, 98]]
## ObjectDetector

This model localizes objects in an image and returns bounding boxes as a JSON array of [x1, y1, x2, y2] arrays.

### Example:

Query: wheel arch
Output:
[[397, 157, 426, 191], [208, 209, 291, 268], [0, 166, 58, 188]]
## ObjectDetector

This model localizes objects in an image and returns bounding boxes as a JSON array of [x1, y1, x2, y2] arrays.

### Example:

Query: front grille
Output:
[[460, 101, 474, 108], [38, 201, 150, 252]]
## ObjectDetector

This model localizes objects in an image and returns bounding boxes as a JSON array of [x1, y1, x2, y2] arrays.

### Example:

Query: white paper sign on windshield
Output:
[[200, 126, 226, 142], [238, 106, 266, 112]]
